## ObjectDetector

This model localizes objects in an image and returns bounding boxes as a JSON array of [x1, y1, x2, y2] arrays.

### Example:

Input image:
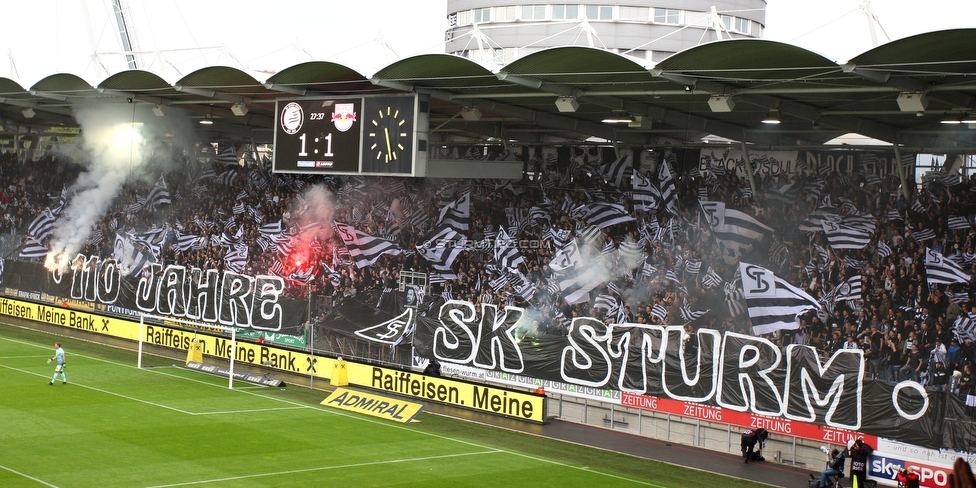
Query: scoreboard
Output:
[[272, 94, 426, 176]]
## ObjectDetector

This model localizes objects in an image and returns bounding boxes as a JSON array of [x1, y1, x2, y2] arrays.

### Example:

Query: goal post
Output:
[[137, 313, 238, 389]]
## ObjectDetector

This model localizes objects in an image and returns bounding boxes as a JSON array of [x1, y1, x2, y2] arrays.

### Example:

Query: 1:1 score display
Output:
[[297, 132, 334, 157], [273, 98, 362, 174]]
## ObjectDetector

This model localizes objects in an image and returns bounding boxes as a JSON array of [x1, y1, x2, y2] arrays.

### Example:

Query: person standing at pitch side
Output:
[[48, 342, 67, 385]]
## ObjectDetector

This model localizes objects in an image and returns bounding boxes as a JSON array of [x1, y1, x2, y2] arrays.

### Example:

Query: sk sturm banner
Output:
[[409, 300, 960, 450]]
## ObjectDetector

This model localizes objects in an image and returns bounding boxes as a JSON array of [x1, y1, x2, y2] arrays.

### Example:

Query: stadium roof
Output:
[[2, 28, 976, 152]]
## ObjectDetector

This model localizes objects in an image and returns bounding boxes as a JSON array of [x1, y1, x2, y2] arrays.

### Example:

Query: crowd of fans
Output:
[[3, 145, 976, 398]]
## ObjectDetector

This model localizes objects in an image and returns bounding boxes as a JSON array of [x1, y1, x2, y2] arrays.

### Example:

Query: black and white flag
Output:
[[144, 175, 172, 212], [581, 202, 636, 229], [211, 147, 239, 167], [631, 171, 661, 212], [947, 216, 971, 231], [925, 248, 971, 284], [911, 227, 937, 243], [416, 225, 464, 272], [832, 275, 863, 302], [436, 191, 470, 231], [954, 314, 976, 343], [702, 267, 723, 289], [598, 154, 631, 187], [28, 208, 57, 241], [822, 220, 872, 250], [650, 303, 668, 322], [739, 262, 821, 335], [886, 208, 903, 223], [19, 237, 48, 259], [701, 201, 773, 262], [724, 274, 746, 317], [877, 240, 892, 259], [679, 304, 709, 323], [494, 227, 525, 271], [113, 233, 150, 279], [354, 309, 414, 345], [659, 160, 679, 215], [334, 222, 402, 269], [945, 291, 970, 304]]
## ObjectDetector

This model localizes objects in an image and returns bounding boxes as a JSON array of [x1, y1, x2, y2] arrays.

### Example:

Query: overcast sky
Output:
[[0, 0, 973, 86]]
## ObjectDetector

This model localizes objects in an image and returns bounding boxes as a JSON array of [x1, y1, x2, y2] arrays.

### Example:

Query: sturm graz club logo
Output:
[[837, 281, 851, 296], [280, 102, 304, 135], [354, 308, 414, 345], [743, 264, 775, 298]]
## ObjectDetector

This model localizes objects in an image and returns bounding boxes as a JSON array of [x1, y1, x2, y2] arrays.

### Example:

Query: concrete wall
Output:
[[546, 393, 839, 470]]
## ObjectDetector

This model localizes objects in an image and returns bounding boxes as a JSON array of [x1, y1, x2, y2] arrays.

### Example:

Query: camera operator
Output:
[[847, 438, 873, 487], [811, 448, 845, 488], [897, 466, 920, 488], [740, 428, 768, 463]]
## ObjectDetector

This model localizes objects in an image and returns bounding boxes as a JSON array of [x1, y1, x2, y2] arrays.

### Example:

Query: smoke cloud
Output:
[[282, 184, 337, 270], [45, 102, 194, 271]]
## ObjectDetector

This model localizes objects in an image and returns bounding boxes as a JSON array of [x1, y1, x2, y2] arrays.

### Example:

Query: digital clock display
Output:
[[272, 98, 362, 174]]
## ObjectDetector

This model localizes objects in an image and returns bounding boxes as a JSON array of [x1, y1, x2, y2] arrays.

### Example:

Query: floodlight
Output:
[[460, 106, 481, 121], [897, 92, 928, 112], [708, 94, 735, 112], [555, 96, 579, 113], [761, 110, 781, 124], [602, 113, 634, 124]]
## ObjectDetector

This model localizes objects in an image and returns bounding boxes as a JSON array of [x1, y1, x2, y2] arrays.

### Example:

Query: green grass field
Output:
[[0, 323, 768, 488]]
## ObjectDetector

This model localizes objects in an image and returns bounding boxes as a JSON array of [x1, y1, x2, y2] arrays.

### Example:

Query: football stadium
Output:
[[1, 2, 976, 488]]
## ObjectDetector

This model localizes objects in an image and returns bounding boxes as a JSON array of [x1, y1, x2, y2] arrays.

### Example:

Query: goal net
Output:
[[137, 313, 238, 389]]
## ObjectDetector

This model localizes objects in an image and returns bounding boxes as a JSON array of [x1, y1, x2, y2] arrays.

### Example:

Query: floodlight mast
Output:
[[111, 0, 140, 70], [859, 0, 891, 48]]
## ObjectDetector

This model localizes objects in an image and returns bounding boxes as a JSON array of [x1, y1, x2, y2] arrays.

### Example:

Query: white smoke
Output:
[[45, 102, 194, 271], [287, 184, 337, 247]]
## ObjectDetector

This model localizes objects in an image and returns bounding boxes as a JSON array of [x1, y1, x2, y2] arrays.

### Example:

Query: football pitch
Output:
[[0, 324, 768, 488]]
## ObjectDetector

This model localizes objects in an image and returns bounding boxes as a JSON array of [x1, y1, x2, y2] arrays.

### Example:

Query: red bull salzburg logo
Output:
[[332, 103, 357, 132]]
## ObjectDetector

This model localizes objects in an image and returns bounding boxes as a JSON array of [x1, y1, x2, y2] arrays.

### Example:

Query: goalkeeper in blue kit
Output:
[[48, 342, 66, 385]]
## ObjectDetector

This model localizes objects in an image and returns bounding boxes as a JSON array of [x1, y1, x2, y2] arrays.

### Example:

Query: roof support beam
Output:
[[843, 64, 976, 114], [96, 88, 170, 106], [174, 85, 252, 105], [374, 77, 657, 145]]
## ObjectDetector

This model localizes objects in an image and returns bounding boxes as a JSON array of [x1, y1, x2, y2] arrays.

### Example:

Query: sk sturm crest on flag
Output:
[[924, 248, 971, 284], [739, 262, 821, 335]]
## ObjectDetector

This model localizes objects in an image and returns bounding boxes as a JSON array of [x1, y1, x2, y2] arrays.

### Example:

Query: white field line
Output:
[[0, 338, 305, 416], [0, 335, 671, 487], [142, 450, 504, 488], [0, 363, 197, 415], [0, 462, 60, 487]]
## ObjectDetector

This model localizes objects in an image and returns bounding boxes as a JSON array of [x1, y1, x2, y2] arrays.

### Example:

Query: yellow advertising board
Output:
[[321, 387, 424, 423], [346, 363, 546, 423]]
